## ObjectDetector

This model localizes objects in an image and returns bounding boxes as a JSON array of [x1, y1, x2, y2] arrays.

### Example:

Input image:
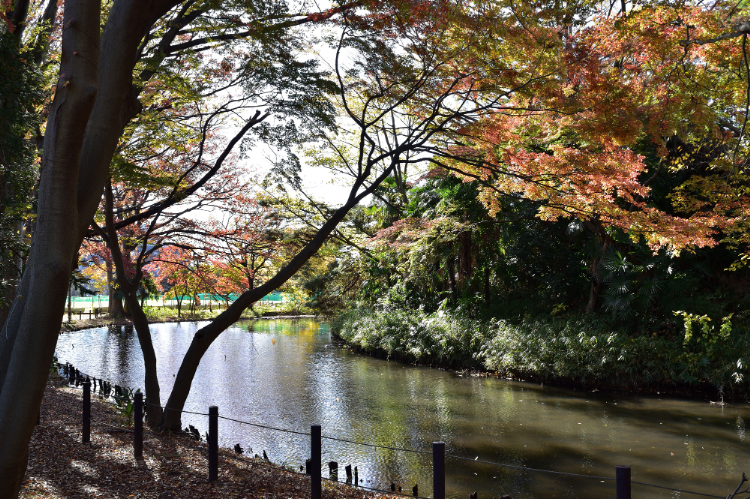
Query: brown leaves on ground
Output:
[[22, 383, 399, 499]]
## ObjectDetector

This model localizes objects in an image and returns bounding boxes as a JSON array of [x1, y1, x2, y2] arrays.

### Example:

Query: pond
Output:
[[55, 319, 750, 499]]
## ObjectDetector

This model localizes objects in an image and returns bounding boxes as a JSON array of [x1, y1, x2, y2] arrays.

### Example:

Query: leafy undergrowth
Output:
[[333, 308, 750, 397], [22, 383, 397, 499]]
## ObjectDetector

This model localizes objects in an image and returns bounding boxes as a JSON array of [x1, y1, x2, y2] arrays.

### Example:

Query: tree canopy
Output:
[[1, 0, 750, 496]]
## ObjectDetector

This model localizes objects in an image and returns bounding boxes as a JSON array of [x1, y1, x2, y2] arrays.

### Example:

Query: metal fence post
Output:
[[616, 465, 631, 499], [311, 425, 321, 499], [82, 381, 91, 443], [433, 441, 445, 499], [134, 392, 143, 458], [208, 406, 218, 482]]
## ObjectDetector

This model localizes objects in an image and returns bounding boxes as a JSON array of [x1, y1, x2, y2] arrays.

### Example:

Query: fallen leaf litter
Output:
[[21, 381, 400, 499]]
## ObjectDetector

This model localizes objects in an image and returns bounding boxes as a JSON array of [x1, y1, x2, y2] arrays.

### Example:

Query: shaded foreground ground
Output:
[[21, 382, 397, 498]]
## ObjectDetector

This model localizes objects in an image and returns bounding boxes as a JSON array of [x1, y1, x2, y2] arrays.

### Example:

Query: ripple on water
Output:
[[56, 319, 750, 499]]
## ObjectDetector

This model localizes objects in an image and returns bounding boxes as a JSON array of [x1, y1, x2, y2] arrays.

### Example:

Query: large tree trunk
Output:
[[0, 0, 100, 493], [110, 290, 126, 318], [107, 258, 126, 317], [0, 0, 179, 494]]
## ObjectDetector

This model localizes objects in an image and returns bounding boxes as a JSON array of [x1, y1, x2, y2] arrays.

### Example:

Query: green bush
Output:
[[334, 307, 750, 396], [333, 307, 491, 369]]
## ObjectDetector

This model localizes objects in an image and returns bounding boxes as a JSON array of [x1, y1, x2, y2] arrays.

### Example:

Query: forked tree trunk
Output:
[[110, 294, 126, 318], [0, 0, 179, 494], [176, 294, 182, 317], [0, 0, 100, 493]]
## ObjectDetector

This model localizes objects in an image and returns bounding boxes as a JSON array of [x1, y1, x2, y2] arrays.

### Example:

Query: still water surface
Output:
[[55, 319, 749, 499]]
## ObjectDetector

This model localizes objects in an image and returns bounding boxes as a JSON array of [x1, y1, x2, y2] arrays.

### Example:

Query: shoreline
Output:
[[22, 380, 397, 499], [59, 312, 321, 334], [329, 332, 744, 405], [58, 314, 739, 404]]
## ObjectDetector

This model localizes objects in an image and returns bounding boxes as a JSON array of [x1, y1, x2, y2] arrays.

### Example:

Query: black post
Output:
[[134, 392, 143, 459], [311, 425, 321, 499], [354, 466, 358, 487], [208, 406, 218, 482], [616, 465, 631, 499], [433, 441, 445, 499], [328, 461, 338, 481], [82, 381, 91, 443]]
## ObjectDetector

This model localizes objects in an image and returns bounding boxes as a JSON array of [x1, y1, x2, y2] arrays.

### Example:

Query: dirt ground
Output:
[[21, 382, 399, 499]]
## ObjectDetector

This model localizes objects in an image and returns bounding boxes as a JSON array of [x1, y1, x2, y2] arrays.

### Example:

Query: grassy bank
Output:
[[59, 302, 315, 333], [332, 308, 750, 398]]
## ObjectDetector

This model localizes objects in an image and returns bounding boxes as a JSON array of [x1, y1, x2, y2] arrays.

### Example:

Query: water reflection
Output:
[[55, 319, 750, 499]]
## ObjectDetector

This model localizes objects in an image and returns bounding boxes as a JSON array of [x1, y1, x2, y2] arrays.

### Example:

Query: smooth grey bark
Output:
[[0, 0, 181, 495], [75, 0, 182, 245], [0, 0, 100, 494]]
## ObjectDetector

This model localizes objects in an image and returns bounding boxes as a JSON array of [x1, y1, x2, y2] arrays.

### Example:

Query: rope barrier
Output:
[[181, 409, 211, 416], [322, 434, 432, 456], [448, 453, 613, 481], [631, 481, 726, 499], [56, 359, 730, 499], [218, 415, 311, 437], [143, 402, 209, 417], [216, 412, 431, 455], [55, 361, 205, 417]]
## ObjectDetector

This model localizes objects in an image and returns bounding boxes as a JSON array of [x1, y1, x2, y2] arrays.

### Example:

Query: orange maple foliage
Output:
[[359, 0, 749, 253]]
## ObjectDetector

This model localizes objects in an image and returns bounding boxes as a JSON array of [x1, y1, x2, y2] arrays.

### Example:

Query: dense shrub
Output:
[[332, 307, 491, 369], [333, 308, 750, 396]]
